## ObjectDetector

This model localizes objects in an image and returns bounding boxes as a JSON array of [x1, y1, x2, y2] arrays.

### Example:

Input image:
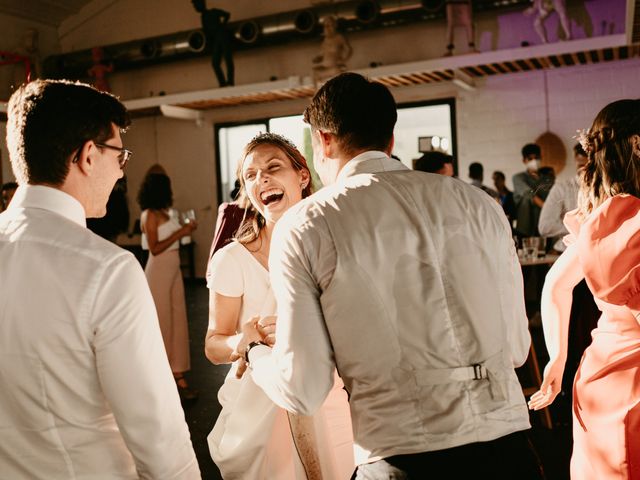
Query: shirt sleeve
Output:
[[512, 173, 528, 205], [91, 253, 200, 480], [538, 182, 569, 238], [250, 211, 336, 416], [206, 245, 244, 297], [578, 195, 640, 312]]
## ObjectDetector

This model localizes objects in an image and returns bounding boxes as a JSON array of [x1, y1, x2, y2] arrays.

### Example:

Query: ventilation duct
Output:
[[44, 29, 206, 79], [236, 9, 318, 44], [378, 0, 426, 15], [44, 0, 529, 79], [235, 1, 378, 45]]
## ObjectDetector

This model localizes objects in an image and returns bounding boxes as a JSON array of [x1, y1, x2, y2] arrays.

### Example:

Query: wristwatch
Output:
[[244, 340, 268, 364]]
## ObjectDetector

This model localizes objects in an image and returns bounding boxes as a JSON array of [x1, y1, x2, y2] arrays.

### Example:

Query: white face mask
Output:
[[526, 159, 541, 171]]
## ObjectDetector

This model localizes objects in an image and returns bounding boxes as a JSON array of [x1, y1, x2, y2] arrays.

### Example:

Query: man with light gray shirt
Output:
[[238, 73, 543, 479], [538, 143, 588, 251], [0, 80, 200, 479]]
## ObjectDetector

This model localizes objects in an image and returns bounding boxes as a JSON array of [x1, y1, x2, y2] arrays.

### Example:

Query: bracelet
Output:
[[244, 340, 268, 364]]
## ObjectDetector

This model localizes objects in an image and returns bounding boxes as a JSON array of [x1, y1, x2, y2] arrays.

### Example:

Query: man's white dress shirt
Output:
[[250, 151, 531, 465], [538, 176, 580, 252], [0, 186, 200, 479]]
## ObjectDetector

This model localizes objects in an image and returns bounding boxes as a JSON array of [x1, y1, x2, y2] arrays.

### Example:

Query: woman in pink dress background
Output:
[[529, 99, 640, 479]]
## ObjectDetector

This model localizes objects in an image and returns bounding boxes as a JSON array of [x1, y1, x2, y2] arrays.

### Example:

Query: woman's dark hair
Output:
[[577, 99, 640, 217], [137, 173, 173, 210], [235, 132, 313, 245]]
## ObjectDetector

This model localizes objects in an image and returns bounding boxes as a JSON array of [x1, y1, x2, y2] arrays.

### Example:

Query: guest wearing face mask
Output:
[[512, 143, 546, 237]]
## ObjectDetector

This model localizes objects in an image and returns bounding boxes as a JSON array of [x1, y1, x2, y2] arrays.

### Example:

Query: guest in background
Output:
[[0, 79, 199, 478], [513, 143, 546, 236], [468, 162, 499, 200], [538, 143, 588, 252], [1, 181, 18, 211], [493, 170, 516, 224], [138, 172, 198, 401], [529, 99, 640, 478], [414, 150, 454, 176]]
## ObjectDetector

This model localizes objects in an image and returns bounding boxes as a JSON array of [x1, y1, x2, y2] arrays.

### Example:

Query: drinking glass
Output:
[[181, 209, 196, 225]]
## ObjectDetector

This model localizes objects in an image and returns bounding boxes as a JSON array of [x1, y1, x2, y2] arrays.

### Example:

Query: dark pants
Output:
[[555, 279, 600, 425], [351, 430, 544, 480]]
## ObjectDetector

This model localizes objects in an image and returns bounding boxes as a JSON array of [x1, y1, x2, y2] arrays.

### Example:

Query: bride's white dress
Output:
[[207, 241, 354, 479]]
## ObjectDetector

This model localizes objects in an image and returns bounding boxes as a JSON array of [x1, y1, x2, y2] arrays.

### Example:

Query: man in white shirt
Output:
[[239, 73, 542, 478], [538, 143, 588, 252], [0, 80, 200, 479]]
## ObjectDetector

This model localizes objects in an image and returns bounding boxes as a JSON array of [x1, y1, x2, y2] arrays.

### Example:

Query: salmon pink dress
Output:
[[564, 195, 640, 479]]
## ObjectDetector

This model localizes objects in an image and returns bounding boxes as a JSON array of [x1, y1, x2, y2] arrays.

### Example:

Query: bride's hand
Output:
[[257, 315, 277, 346], [229, 316, 262, 373]]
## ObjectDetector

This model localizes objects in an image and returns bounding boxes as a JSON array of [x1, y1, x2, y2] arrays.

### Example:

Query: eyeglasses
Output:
[[95, 143, 133, 169]]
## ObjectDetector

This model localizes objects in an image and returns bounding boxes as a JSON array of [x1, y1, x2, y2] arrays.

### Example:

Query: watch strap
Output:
[[244, 340, 268, 364]]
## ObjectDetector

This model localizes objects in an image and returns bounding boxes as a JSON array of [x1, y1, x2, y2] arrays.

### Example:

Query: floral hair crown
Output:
[[574, 128, 593, 154], [248, 131, 299, 152]]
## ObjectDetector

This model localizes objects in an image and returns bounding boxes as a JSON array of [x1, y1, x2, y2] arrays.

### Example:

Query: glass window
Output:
[[217, 123, 266, 202], [392, 103, 454, 170]]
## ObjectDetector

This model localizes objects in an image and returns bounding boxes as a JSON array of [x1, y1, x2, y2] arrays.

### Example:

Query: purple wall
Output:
[[477, 0, 626, 51]]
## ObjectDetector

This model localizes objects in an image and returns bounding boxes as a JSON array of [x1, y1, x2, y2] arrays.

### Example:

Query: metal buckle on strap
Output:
[[472, 363, 484, 380]]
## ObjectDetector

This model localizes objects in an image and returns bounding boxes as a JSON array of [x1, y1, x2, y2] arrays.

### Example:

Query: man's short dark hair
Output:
[[521, 143, 541, 159], [468, 162, 483, 180], [573, 142, 587, 157], [1, 182, 18, 192], [6, 79, 130, 186], [303, 72, 397, 154], [414, 151, 452, 173], [493, 170, 506, 181]]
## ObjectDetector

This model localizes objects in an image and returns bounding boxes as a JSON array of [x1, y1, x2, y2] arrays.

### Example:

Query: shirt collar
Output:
[[336, 151, 408, 182], [8, 185, 87, 227]]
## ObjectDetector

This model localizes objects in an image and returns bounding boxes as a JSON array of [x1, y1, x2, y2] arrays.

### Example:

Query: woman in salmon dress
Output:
[[529, 99, 640, 479]]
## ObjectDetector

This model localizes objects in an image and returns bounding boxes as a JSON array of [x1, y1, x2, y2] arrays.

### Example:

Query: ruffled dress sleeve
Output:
[[562, 208, 581, 247], [577, 195, 640, 311], [206, 243, 244, 297]]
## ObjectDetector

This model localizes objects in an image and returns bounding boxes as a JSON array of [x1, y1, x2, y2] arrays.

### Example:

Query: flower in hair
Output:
[[574, 128, 593, 153]]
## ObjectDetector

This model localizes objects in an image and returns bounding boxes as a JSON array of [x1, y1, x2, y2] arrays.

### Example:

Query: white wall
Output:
[[455, 58, 640, 186]]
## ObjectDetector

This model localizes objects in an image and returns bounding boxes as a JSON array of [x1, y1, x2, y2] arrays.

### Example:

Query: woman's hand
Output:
[[527, 357, 566, 411], [230, 317, 263, 379], [181, 221, 198, 236], [257, 315, 277, 346]]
